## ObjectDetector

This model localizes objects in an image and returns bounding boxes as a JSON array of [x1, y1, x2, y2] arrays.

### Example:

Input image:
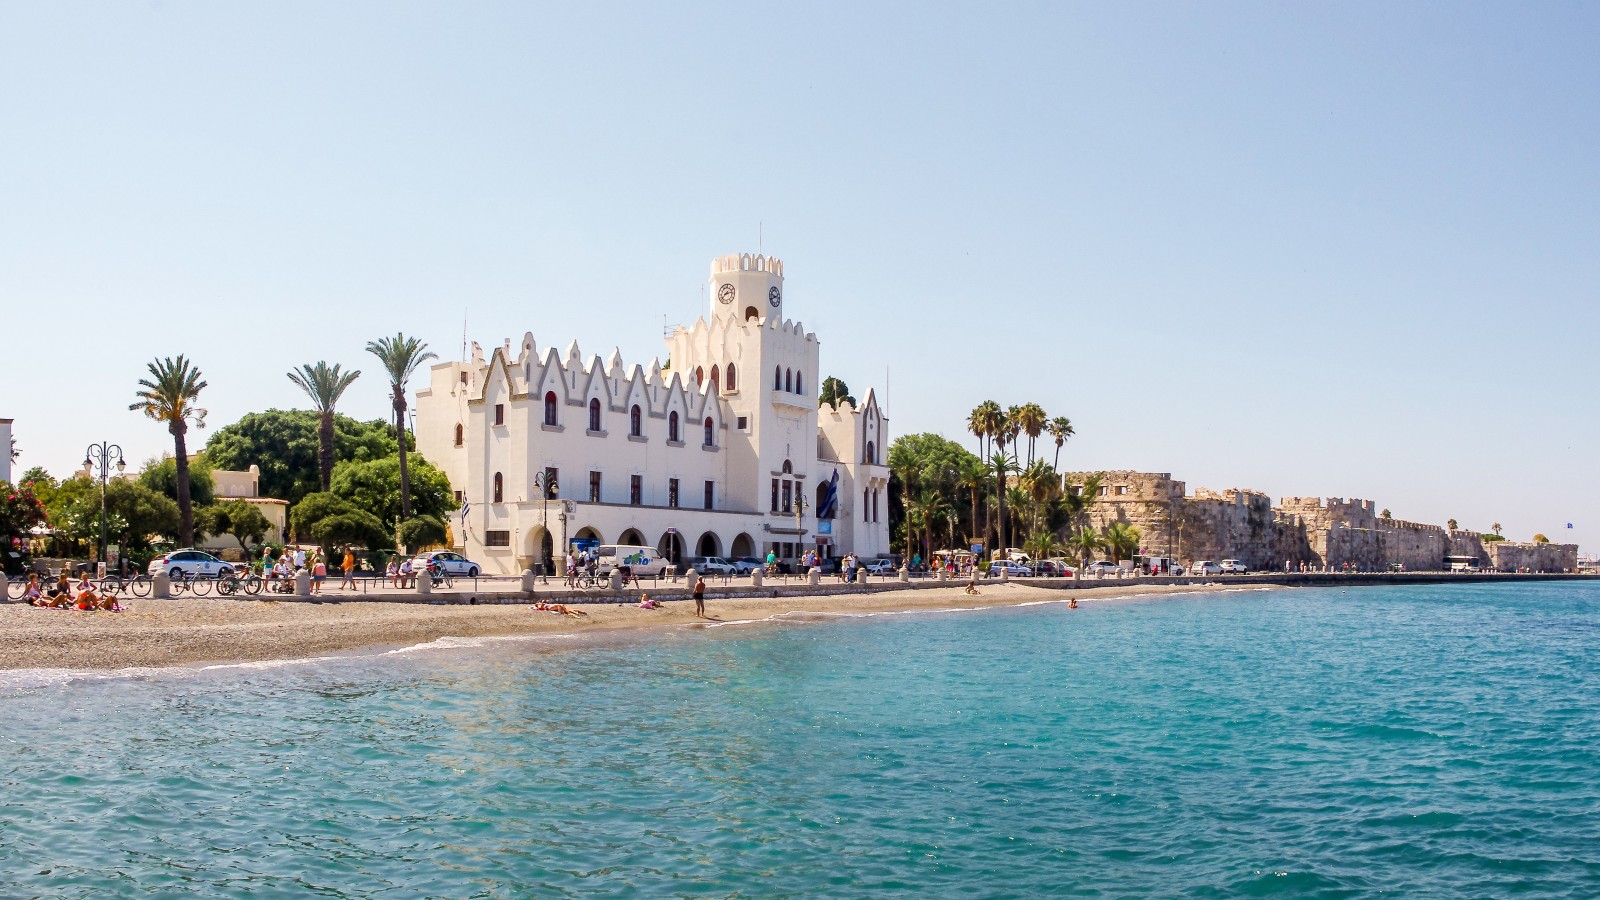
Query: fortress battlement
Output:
[[710, 253, 783, 277]]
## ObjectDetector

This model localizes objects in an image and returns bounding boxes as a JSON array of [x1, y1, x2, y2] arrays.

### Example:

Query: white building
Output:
[[415, 253, 891, 575], [0, 418, 12, 485]]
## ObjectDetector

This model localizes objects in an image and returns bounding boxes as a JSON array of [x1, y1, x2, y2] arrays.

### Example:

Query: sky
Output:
[[2, 1, 1596, 549]]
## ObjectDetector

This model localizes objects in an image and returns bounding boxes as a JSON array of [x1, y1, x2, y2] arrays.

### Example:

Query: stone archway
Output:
[[730, 533, 755, 560], [619, 528, 646, 546], [696, 532, 721, 558], [575, 526, 603, 544], [658, 529, 685, 565]]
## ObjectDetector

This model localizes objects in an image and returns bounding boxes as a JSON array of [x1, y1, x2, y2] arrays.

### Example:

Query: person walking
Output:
[[340, 547, 357, 591], [693, 575, 706, 617], [311, 553, 327, 594]]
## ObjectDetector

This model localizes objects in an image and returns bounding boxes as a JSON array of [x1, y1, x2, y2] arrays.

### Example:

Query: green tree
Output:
[[291, 492, 391, 550], [329, 456, 453, 532], [1014, 402, 1047, 466], [199, 499, 272, 552], [397, 515, 448, 551], [1066, 526, 1102, 575], [1492, 521, 1503, 536], [0, 483, 47, 551], [1100, 521, 1142, 563], [991, 448, 1019, 554], [1023, 531, 1061, 563], [817, 376, 856, 410], [205, 410, 402, 506], [138, 455, 215, 508], [1047, 416, 1075, 470], [1533, 533, 1550, 543], [287, 361, 363, 492], [366, 333, 437, 524], [967, 401, 1002, 463], [17, 466, 54, 489], [130, 355, 208, 547], [106, 479, 182, 553], [1447, 518, 1458, 531], [955, 455, 988, 549], [1381, 508, 1392, 520]]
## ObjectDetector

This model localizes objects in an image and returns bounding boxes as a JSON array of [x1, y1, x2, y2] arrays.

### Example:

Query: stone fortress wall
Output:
[[1061, 472, 1577, 572]]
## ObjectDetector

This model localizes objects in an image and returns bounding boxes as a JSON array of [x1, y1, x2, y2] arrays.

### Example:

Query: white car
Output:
[[1220, 559, 1249, 575], [149, 549, 236, 579], [688, 556, 735, 576], [413, 550, 482, 578], [864, 559, 898, 575], [1192, 560, 1223, 576], [1085, 561, 1121, 575], [987, 561, 1033, 577]]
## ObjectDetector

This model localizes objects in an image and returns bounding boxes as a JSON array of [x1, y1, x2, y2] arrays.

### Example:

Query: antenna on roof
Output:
[[461, 311, 468, 362]]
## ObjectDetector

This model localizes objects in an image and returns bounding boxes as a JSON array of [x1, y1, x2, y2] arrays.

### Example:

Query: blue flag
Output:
[[818, 468, 840, 519]]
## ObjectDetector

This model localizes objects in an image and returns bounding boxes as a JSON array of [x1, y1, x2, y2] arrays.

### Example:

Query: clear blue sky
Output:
[[2, 2, 1595, 548]]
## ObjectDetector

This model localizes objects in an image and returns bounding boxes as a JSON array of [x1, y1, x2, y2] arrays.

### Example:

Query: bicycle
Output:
[[218, 573, 262, 596], [126, 574, 152, 597]]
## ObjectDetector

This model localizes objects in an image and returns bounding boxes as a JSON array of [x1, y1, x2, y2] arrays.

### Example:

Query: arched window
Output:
[[774, 366, 782, 390], [864, 488, 870, 521], [669, 411, 680, 442], [493, 472, 503, 504], [746, 306, 760, 321], [782, 459, 793, 474], [544, 391, 558, 426], [795, 371, 803, 394], [785, 368, 793, 392], [866, 441, 875, 464], [704, 417, 715, 447], [589, 398, 601, 431], [710, 365, 719, 392], [726, 362, 737, 391], [630, 404, 642, 436], [454, 424, 463, 447], [694, 366, 704, 387]]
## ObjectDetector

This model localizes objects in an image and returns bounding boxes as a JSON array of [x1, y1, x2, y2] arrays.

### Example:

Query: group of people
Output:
[[18, 571, 125, 611], [258, 546, 359, 593]]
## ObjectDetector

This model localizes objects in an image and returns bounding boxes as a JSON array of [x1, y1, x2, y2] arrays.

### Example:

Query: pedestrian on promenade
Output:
[[311, 554, 327, 594], [340, 547, 357, 591], [693, 575, 706, 617]]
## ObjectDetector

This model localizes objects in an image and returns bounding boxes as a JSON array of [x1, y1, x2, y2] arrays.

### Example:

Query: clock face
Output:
[[717, 283, 736, 304], [768, 286, 781, 307]]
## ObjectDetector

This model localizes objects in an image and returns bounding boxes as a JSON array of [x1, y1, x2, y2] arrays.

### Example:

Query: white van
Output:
[[596, 544, 671, 577]]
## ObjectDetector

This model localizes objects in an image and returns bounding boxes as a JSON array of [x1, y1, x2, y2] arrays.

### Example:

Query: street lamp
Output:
[[793, 492, 809, 562], [532, 471, 557, 574], [83, 441, 126, 574]]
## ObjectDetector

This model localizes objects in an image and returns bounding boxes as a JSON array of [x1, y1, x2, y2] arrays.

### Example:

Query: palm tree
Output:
[[1447, 518, 1458, 531], [1101, 521, 1142, 563], [1061, 471, 1104, 532], [955, 456, 988, 551], [916, 493, 952, 566], [1015, 402, 1047, 465], [1024, 531, 1062, 564], [1066, 526, 1102, 579], [366, 334, 438, 522], [1018, 458, 1058, 540], [967, 401, 1002, 463], [287, 361, 362, 492], [991, 449, 1019, 555], [130, 356, 208, 546], [1048, 416, 1075, 470], [1492, 521, 1503, 536]]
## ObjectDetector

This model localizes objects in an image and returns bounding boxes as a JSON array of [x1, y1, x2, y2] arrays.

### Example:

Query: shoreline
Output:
[[0, 582, 1253, 674]]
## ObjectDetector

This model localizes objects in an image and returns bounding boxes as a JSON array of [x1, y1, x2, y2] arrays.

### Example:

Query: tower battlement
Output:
[[710, 253, 783, 277]]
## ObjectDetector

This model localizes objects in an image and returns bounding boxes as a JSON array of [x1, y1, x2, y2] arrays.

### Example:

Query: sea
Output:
[[3, 582, 1599, 898]]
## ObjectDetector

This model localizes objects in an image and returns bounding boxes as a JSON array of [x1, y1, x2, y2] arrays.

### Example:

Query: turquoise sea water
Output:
[[4, 582, 1600, 897]]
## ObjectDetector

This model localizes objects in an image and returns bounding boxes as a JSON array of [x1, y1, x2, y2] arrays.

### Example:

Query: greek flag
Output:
[[818, 468, 840, 519], [459, 498, 471, 526]]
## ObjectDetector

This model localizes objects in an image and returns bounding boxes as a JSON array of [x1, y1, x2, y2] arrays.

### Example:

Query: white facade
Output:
[[414, 253, 891, 575], [0, 419, 11, 485]]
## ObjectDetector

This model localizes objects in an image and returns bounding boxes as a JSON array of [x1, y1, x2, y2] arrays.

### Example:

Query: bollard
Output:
[[521, 569, 537, 594], [808, 568, 820, 588], [937, 568, 948, 583], [1000, 567, 1009, 583], [295, 569, 311, 597], [684, 569, 697, 589], [898, 566, 910, 584], [154, 571, 172, 599], [752, 568, 764, 588], [0, 573, 7, 602], [417, 572, 432, 596], [610, 569, 623, 591]]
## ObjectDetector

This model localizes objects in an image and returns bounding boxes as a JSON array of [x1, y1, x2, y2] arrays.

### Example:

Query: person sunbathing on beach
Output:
[[964, 579, 980, 596], [20, 573, 42, 605], [532, 601, 588, 617], [638, 594, 660, 609]]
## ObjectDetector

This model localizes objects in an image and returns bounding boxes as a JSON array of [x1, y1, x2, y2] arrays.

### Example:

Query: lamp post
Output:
[[532, 471, 557, 573], [792, 492, 809, 562], [83, 442, 126, 573]]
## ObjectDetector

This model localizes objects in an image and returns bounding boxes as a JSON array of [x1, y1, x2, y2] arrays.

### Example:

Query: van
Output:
[[1144, 557, 1183, 575], [596, 544, 671, 577]]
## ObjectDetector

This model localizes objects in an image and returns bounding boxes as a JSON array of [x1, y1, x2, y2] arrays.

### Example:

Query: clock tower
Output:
[[709, 253, 784, 324]]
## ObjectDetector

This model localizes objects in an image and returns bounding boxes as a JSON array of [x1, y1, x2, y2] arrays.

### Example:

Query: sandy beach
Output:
[[0, 581, 1263, 672]]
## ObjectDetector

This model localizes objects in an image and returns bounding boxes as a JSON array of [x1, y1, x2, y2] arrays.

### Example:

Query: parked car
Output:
[[1034, 560, 1073, 577], [864, 559, 898, 575], [688, 556, 735, 576], [731, 557, 763, 575], [1085, 560, 1121, 576], [987, 561, 1034, 577], [148, 549, 236, 579], [412, 550, 482, 578], [1192, 560, 1223, 576], [1220, 559, 1249, 575]]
